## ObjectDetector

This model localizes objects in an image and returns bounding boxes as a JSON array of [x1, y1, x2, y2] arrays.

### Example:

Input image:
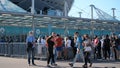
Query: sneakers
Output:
[[28, 64, 30, 66], [47, 64, 51, 67], [89, 63, 92, 67], [69, 63, 73, 67], [83, 63, 92, 67], [32, 63, 36, 66], [51, 63, 57, 66], [83, 64, 87, 68]]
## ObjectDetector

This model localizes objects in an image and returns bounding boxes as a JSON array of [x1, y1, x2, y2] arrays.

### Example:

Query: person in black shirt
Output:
[[103, 35, 111, 60], [46, 36, 56, 67]]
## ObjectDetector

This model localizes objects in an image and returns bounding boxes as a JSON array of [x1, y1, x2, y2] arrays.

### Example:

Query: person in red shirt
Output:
[[55, 34, 63, 59], [93, 36, 99, 59]]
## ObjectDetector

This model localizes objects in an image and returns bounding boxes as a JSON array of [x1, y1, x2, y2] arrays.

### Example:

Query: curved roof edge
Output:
[[9, 0, 74, 14]]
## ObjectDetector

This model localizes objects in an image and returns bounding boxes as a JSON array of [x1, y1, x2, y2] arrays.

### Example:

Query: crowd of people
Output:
[[26, 31, 120, 67]]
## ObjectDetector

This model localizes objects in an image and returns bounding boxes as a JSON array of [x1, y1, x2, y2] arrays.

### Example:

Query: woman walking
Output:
[[82, 34, 92, 68]]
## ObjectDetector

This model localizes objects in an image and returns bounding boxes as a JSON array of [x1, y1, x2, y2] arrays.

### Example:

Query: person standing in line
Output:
[[93, 36, 99, 59], [46, 36, 56, 67], [41, 36, 47, 57], [55, 34, 63, 60], [97, 37, 102, 59], [117, 35, 120, 59], [100, 35, 105, 59], [103, 35, 111, 60], [114, 35, 119, 60], [26, 31, 36, 66], [64, 36, 71, 60], [69, 32, 83, 67], [37, 37, 42, 56]]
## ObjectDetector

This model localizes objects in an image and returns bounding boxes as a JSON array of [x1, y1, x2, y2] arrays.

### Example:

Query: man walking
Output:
[[69, 32, 84, 67]]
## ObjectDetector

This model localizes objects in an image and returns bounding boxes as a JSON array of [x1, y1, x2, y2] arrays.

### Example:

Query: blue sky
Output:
[[68, 0, 120, 20]]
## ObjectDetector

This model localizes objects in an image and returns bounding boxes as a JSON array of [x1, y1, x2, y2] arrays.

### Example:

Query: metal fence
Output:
[[0, 43, 47, 58], [0, 42, 74, 60], [0, 43, 27, 57]]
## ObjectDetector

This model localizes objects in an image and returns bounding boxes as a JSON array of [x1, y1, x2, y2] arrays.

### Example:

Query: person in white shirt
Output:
[[64, 37, 71, 60], [37, 37, 42, 55], [65, 37, 71, 48], [41, 36, 47, 57], [41, 36, 46, 47]]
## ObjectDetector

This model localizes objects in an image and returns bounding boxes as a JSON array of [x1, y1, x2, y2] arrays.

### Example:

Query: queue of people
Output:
[[26, 31, 120, 67]]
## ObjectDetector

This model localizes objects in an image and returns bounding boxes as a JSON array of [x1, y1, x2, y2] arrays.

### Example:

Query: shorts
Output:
[[117, 45, 120, 51], [56, 47, 62, 51]]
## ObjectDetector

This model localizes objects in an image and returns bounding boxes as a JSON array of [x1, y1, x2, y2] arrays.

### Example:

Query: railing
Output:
[[0, 42, 74, 60], [0, 42, 47, 59]]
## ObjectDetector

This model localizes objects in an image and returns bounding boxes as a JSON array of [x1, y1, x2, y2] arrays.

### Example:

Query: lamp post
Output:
[[111, 8, 116, 33], [31, 0, 35, 14], [111, 8, 116, 19], [31, 0, 35, 35], [64, 0, 68, 17], [78, 12, 82, 18], [90, 4, 94, 39]]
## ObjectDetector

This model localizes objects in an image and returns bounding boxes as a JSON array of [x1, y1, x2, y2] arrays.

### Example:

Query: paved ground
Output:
[[0, 56, 120, 68]]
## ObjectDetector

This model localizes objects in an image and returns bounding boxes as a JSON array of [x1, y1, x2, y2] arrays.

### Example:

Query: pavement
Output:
[[0, 56, 120, 68]]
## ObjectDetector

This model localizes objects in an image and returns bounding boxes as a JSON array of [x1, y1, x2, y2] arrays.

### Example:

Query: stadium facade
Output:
[[0, 0, 120, 42]]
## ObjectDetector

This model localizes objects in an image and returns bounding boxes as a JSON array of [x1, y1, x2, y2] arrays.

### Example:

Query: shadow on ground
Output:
[[29, 64, 116, 68]]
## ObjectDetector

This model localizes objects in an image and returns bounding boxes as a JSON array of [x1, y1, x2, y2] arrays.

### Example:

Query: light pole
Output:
[[78, 12, 82, 18], [111, 8, 116, 33], [31, 0, 35, 35], [90, 4, 94, 39], [64, 0, 68, 17], [31, 0, 35, 14], [111, 8, 116, 19]]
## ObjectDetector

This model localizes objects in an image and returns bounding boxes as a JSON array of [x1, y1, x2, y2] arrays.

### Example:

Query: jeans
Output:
[[72, 49, 84, 65], [84, 51, 92, 65], [51, 48, 57, 64], [27, 47, 35, 64]]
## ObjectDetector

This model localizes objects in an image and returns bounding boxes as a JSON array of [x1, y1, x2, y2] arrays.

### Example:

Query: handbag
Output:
[[26, 42, 33, 52], [84, 46, 92, 52], [27, 42, 33, 48]]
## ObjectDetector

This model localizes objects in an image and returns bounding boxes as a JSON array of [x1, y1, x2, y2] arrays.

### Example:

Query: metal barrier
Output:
[[0, 42, 48, 59], [0, 42, 74, 60], [0, 43, 27, 57]]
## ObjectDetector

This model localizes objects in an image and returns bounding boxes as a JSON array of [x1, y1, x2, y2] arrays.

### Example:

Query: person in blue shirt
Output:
[[26, 31, 36, 66], [69, 32, 84, 67]]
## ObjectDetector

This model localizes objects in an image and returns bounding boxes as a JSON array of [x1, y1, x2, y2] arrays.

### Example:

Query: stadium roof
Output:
[[9, 0, 74, 13], [0, 0, 27, 13], [0, 12, 120, 32]]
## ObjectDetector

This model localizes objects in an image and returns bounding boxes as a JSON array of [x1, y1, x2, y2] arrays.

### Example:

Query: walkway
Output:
[[0, 56, 120, 68]]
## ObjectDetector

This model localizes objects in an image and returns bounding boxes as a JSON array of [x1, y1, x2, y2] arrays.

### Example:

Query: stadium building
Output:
[[0, 0, 120, 42], [0, 0, 120, 58]]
